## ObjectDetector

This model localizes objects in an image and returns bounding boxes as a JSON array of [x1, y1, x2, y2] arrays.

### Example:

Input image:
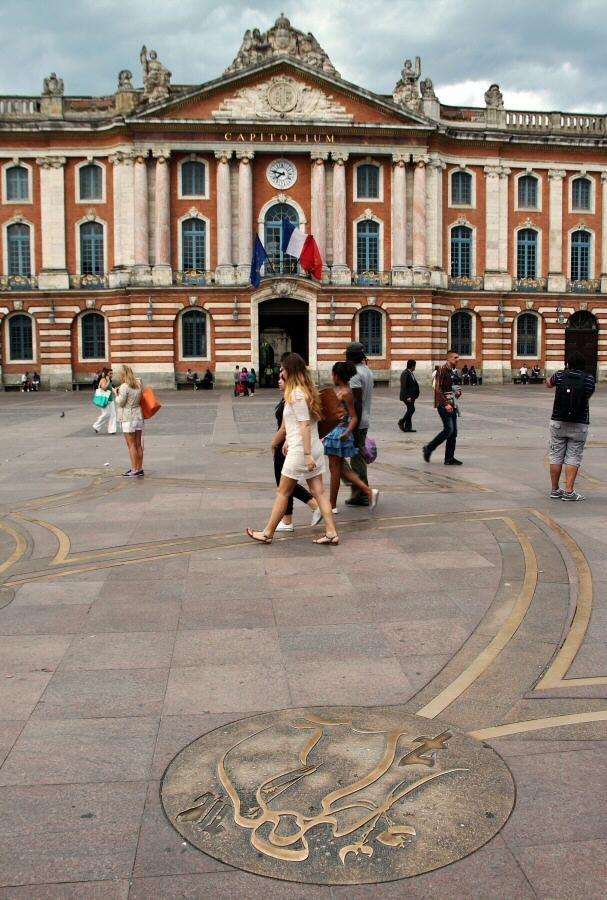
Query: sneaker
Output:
[[135, 470, 144, 477], [276, 521, 294, 532], [562, 490, 585, 501], [370, 489, 380, 510], [122, 469, 137, 477], [345, 497, 369, 507], [550, 488, 564, 499], [422, 446, 431, 463], [332, 508, 339, 515], [444, 458, 463, 466], [311, 508, 323, 526]]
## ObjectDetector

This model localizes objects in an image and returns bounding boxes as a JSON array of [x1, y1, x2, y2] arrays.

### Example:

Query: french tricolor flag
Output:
[[281, 219, 323, 280]]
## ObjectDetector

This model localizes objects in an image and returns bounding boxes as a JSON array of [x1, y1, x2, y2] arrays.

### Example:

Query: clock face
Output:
[[267, 158, 297, 190]]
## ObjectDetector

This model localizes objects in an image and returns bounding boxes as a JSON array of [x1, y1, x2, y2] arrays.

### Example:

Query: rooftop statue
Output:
[[225, 14, 339, 78], [485, 83, 504, 109], [393, 57, 422, 111], [42, 73, 64, 97], [140, 46, 172, 103]]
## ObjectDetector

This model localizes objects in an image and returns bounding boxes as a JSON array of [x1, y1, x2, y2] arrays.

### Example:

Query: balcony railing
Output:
[[567, 278, 600, 293], [69, 274, 109, 289], [352, 271, 392, 286], [513, 277, 547, 292], [448, 275, 483, 291], [173, 270, 215, 286], [0, 275, 38, 291]]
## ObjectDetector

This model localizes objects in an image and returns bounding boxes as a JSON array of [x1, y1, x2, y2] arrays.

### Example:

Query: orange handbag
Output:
[[141, 387, 161, 420]]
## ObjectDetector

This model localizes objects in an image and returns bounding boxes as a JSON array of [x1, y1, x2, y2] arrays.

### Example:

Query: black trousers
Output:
[[398, 401, 415, 430], [273, 442, 313, 516], [426, 405, 458, 461]]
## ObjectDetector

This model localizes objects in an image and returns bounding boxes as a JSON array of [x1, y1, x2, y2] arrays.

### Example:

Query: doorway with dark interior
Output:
[[565, 311, 598, 377], [259, 298, 309, 387]]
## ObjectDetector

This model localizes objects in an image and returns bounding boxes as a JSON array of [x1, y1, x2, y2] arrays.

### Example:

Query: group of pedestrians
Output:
[[20, 371, 40, 392], [233, 365, 257, 396], [91, 364, 146, 477]]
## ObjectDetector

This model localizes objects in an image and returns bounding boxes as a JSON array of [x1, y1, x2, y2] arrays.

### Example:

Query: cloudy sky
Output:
[[1, 0, 605, 112]]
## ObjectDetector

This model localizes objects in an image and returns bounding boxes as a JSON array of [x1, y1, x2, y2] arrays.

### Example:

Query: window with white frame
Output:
[[181, 309, 207, 358], [450, 226, 472, 277], [572, 176, 592, 211], [7, 223, 31, 276], [356, 220, 380, 272], [571, 229, 591, 281], [356, 164, 380, 200], [359, 307, 383, 356], [80, 222, 104, 275], [451, 171, 472, 205], [181, 218, 207, 271], [9, 314, 33, 360], [81, 312, 106, 360], [517, 229, 538, 278], [181, 161, 206, 197], [518, 174, 538, 209], [79, 164, 103, 201], [451, 310, 473, 356], [516, 313, 538, 356], [6, 165, 29, 202]]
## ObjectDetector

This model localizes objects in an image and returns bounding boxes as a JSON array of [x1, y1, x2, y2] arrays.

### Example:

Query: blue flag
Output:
[[250, 235, 269, 288]]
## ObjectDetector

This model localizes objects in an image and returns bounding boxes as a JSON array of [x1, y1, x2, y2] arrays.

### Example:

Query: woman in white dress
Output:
[[246, 353, 338, 546], [92, 367, 117, 434]]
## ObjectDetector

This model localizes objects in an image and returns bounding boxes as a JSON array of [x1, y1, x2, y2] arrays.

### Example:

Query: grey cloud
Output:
[[1, 0, 606, 112]]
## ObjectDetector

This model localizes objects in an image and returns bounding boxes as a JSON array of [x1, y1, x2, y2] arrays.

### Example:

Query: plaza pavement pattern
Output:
[[0, 384, 606, 898]]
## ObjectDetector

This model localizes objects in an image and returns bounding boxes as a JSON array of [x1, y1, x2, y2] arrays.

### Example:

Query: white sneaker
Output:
[[311, 508, 323, 526], [276, 521, 295, 532], [332, 508, 339, 514], [370, 489, 380, 510]]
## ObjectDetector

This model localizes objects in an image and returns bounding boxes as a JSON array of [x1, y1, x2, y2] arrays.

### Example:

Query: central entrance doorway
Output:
[[258, 297, 309, 387], [565, 311, 598, 376]]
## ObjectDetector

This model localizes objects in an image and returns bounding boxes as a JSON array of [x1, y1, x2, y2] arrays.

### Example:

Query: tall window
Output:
[[572, 177, 591, 211], [571, 229, 591, 280], [450, 226, 472, 277], [451, 311, 472, 356], [9, 314, 33, 361], [7, 223, 31, 276], [518, 175, 538, 209], [356, 164, 380, 199], [264, 203, 298, 275], [182, 309, 207, 358], [517, 229, 537, 278], [181, 161, 206, 197], [517, 313, 538, 356], [6, 166, 29, 201], [81, 312, 105, 360], [356, 220, 380, 271], [80, 222, 104, 275], [79, 164, 102, 201], [359, 308, 382, 356], [452, 171, 472, 205], [182, 218, 206, 271]]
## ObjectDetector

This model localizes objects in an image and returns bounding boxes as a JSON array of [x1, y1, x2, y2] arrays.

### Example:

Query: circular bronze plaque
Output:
[[161, 707, 515, 885]]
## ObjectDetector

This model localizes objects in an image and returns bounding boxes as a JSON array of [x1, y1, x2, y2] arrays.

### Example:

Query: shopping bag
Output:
[[318, 387, 343, 439], [93, 388, 110, 408], [362, 436, 378, 464], [141, 387, 161, 420]]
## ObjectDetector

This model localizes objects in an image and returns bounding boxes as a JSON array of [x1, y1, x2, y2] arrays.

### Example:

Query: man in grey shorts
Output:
[[546, 350, 595, 501]]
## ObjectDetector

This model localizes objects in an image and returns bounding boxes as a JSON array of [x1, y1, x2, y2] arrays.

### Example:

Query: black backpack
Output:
[[552, 371, 587, 422]]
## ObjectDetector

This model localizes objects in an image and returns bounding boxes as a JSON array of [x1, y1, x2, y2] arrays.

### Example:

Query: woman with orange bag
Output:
[[115, 365, 145, 477]]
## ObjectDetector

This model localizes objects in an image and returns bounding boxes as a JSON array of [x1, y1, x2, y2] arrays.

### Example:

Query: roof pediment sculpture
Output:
[[42, 73, 64, 97], [225, 14, 339, 78], [393, 57, 422, 111], [485, 83, 504, 109], [140, 46, 172, 103], [213, 75, 353, 122]]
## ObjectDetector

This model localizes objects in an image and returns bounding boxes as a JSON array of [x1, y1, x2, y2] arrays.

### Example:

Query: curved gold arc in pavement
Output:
[[13, 513, 72, 566], [470, 710, 607, 741], [0, 522, 28, 575], [416, 517, 538, 721]]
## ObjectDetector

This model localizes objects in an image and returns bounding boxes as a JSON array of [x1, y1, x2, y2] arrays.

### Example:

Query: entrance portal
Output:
[[259, 298, 309, 387], [565, 311, 598, 376]]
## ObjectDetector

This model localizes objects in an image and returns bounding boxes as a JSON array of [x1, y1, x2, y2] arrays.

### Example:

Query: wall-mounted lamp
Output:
[[146, 296, 154, 322], [497, 302, 505, 325], [48, 299, 56, 325], [410, 296, 418, 321], [328, 295, 336, 323], [232, 296, 239, 321], [556, 304, 565, 325]]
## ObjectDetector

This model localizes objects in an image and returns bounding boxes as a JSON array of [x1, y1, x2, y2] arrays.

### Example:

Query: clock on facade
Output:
[[267, 158, 297, 189]]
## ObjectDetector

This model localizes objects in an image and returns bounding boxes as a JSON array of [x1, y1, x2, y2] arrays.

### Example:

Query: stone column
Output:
[[600, 172, 607, 293], [311, 151, 328, 269], [391, 153, 408, 283], [152, 149, 172, 286], [109, 151, 136, 287], [331, 151, 350, 285], [412, 154, 429, 283], [36, 156, 69, 289], [426, 158, 447, 286], [498, 167, 511, 275], [236, 150, 254, 284], [548, 169, 567, 292], [133, 153, 151, 284], [484, 165, 511, 291], [215, 149, 235, 285]]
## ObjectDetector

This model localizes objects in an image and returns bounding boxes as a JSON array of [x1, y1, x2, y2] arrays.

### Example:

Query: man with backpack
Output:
[[547, 350, 595, 501]]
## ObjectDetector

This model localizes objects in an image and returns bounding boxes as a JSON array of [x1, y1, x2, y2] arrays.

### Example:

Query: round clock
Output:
[[267, 158, 297, 190]]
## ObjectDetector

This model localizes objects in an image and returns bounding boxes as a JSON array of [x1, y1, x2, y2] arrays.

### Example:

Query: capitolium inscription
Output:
[[161, 707, 515, 885]]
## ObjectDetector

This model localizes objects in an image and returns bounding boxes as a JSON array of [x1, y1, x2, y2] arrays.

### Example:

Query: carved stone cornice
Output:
[[310, 150, 329, 162], [392, 152, 408, 166], [108, 150, 136, 166], [412, 153, 430, 166], [152, 148, 172, 162], [214, 150, 233, 163], [35, 155, 66, 169], [235, 150, 255, 162], [484, 164, 504, 178], [548, 169, 567, 181], [331, 151, 349, 165], [428, 157, 446, 170]]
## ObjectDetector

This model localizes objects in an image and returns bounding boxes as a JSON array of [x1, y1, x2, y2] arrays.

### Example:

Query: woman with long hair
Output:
[[115, 365, 144, 477], [247, 353, 338, 545], [92, 367, 117, 435], [324, 361, 379, 511]]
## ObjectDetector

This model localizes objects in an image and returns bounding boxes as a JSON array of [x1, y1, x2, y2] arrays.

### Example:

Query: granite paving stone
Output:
[[0, 881, 130, 899], [163, 663, 291, 714], [31, 668, 169, 720], [60, 632, 175, 671]]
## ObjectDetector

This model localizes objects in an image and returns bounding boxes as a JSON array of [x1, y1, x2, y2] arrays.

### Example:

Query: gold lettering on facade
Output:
[[224, 132, 232, 140], [237, 133, 245, 141], [222, 132, 336, 143]]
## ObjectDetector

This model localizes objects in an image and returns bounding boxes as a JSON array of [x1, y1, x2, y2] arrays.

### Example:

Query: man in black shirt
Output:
[[546, 350, 595, 501], [398, 360, 420, 432]]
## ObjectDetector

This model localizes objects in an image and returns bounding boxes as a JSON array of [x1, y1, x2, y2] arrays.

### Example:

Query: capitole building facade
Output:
[[0, 14, 606, 388]]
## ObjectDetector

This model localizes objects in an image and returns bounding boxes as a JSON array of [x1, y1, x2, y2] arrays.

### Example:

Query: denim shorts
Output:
[[548, 420, 588, 467]]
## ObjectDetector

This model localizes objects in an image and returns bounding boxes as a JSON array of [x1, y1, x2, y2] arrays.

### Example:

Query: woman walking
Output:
[[247, 353, 338, 545], [248, 367, 257, 395], [92, 367, 117, 434], [240, 367, 250, 397], [115, 365, 144, 477], [323, 362, 379, 512]]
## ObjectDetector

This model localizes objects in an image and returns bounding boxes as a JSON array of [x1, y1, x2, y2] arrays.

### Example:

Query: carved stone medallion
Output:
[[267, 78, 299, 113], [161, 706, 515, 885]]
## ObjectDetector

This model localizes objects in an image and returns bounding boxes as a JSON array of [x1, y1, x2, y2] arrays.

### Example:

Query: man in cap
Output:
[[342, 341, 374, 506]]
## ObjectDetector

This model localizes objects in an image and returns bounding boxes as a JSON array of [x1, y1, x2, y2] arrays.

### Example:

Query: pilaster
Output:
[[484, 165, 512, 291], [152, 149, 172, 286], [426, 157, 447, 287], [412, 153, 429, 284], [109, 150, 136, 288], [133, 153, 152, 285], [236, 150, 254, 284], [36, 156, 69, 290], [391, 153, 407, 275], [331, 151, 350, 284], [601, 172, 607, 293], [215, 150, 235, 285], [311, 151, 328, 272], [548, 169, 567, 292]]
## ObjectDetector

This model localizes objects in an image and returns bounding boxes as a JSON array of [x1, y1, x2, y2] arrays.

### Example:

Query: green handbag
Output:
[[93, 388, 110, 408]]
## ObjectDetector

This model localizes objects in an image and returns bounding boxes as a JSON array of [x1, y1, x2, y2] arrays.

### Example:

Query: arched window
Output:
[[7, 223, 31, 276], [517, 229, 537, 278], [264, 203, 298, 275], [356, 164, 380, 199], [9, 314, 33, 361], [182, 218, 206, 271], [518, 175, 538, 209], [572, 177, 591, 211], [356, 220, 380, 272], [79, 164, 102, 201], [181, 161, 206, 197], [517, 313, 538, 357], [80, 222, 104, 275], [182, 309, 207, 358], [81, 312, 105, 360], [450, 226, 472, 277], [452, 171, 472, 205], [6, 165, 29, 201], [571, 229, 591, 281], [451, 311, 473, 356], [359, 308, 383, 357]]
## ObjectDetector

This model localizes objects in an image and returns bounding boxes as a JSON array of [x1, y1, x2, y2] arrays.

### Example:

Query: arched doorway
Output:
[[259, 298, 308, 387], [565, 311, 598, 375]]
